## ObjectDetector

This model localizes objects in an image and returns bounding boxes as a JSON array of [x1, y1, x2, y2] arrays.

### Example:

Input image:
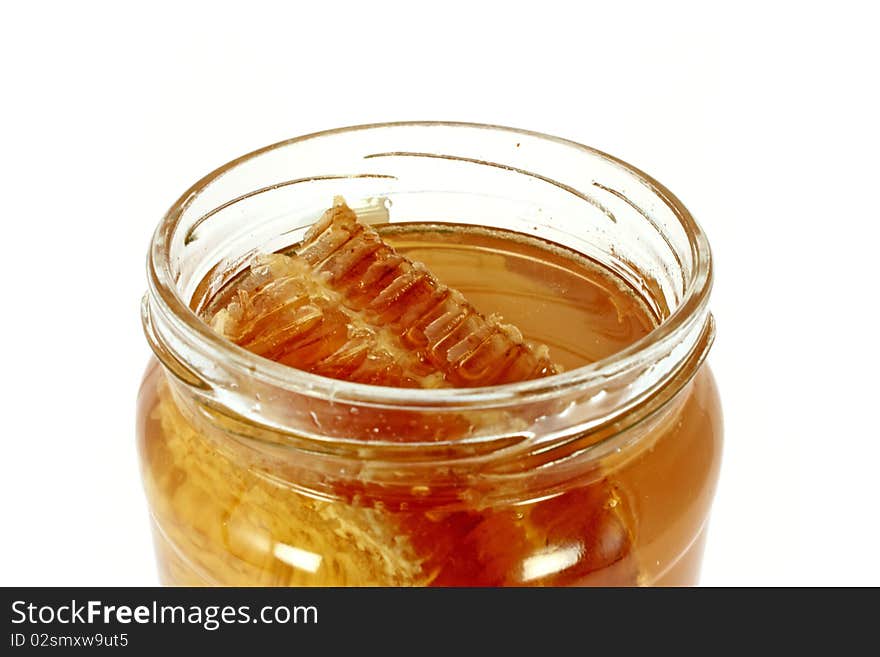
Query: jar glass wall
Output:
[[138, 122, 722, 586]]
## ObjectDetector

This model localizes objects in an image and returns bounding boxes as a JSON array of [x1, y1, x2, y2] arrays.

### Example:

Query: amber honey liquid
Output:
[[377, 222, 656, 370], [138, 221, 722, 586]]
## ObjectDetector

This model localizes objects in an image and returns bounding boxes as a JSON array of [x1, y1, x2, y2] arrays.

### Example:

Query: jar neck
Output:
[[152, 320, 710, 503], [142, 122, 714, 486]]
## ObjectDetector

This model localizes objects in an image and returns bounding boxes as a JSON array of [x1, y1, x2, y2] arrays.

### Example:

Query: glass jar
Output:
[[137, 122, 722, 586]]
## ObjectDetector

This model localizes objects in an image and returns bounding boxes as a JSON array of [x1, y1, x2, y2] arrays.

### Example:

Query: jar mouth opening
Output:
[[146, 121, 713, 410]]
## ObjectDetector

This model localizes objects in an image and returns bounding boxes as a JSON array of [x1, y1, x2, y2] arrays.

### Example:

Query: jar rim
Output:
[[146, 121, 713, 410]]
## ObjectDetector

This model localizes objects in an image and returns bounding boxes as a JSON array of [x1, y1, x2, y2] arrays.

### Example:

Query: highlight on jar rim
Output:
[[138, 122, 722, 586]]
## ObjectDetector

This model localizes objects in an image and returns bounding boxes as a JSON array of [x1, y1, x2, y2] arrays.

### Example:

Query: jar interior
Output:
[[146, 123, 712, 458], [169, 125, 695, 325]]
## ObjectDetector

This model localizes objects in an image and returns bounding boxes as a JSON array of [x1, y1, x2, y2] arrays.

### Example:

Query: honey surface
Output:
[[384, 222, 656, 370]]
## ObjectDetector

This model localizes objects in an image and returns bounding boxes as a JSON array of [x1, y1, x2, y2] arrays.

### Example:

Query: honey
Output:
[[137, 202, 721, 586]]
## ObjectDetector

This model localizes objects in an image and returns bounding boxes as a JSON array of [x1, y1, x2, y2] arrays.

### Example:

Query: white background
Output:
[[2, 1, 877, 586]]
